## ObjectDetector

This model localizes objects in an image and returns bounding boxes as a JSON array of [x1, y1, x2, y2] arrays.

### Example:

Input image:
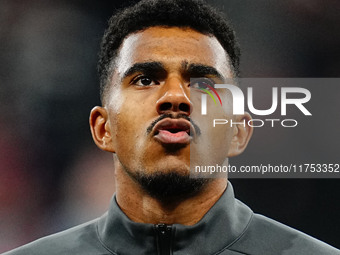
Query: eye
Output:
[[190, 78, 215, 91], [132, 76, 159, 86]]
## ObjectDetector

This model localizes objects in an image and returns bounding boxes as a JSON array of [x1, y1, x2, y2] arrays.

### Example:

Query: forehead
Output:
[[115, 26, 232, 77]]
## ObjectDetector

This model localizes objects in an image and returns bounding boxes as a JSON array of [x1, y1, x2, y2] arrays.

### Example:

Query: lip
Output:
[[152, 118, 196, 145]]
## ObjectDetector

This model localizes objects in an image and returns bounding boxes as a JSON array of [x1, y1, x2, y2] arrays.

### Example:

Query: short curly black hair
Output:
[[98, 0, 240, 102]]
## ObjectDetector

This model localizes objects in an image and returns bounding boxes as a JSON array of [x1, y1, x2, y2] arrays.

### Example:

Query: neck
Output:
[[115, 166, 227, 226]]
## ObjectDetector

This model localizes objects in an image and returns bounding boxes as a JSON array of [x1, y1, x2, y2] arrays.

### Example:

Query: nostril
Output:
[[159, 102, 172, 112], [179, 103, 190, 113]]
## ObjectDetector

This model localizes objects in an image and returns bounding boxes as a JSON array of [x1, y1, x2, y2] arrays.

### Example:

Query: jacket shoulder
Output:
[[2, 219, 111, 255], [229, 213, 340, 255]]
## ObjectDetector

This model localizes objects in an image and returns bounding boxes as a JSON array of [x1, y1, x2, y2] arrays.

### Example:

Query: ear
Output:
[[227, 112, 253, 157], [89, 106, 115, 153]]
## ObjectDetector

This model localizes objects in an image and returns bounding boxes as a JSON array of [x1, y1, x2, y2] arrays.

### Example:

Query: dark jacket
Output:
[[2, 183, 339, 255]]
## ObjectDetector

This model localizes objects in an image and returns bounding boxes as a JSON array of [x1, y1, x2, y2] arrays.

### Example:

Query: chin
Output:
[[147, 159, 191, 176], [133, 169, 209, 203]]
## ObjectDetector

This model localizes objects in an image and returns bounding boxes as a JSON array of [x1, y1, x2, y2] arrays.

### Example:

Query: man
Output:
[[3, 0, 339, 254]]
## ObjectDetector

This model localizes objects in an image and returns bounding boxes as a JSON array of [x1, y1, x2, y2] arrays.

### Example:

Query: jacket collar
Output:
[[97, 182, 253, 254]]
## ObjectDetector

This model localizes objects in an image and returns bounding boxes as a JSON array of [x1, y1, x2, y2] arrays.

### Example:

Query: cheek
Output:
[[112, 95, 154, 158], [115, 104, 144, 142], [191, 117, 234, 168], [111, 111, 144, 169], [202, 117, 233, 149], [190, 94, 234, 166]]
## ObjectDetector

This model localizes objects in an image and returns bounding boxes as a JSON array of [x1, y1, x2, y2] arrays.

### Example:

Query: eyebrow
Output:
[[184, 63, 225, 81], [122, 61, 166, 80], [121, 61, 225, 82]]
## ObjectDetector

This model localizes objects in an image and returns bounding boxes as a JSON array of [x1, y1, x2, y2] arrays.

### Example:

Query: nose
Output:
[[156, 77, 192, 116]]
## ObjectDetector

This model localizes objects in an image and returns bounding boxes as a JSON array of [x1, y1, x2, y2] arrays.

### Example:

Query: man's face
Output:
[[103, 26, 238, 179]]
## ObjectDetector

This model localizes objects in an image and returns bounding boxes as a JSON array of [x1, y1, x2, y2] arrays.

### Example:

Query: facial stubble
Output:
[[119, 113, 208, 203], [124, 166, 210, 204]]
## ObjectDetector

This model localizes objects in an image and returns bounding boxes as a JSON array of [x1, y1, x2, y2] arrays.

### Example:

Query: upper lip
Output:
[[152, 118, 196, 138]]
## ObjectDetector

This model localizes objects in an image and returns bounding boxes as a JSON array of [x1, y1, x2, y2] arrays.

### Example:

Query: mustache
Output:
[[146, 113, 201, 136]]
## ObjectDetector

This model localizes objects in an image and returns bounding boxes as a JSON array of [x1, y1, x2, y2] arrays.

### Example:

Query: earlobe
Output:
[[89, 106, 115, 153], [227, 112, 253, 157]]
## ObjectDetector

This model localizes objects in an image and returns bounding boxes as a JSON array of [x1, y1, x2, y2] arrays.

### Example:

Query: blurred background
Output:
[[0, 0, 339, 252]]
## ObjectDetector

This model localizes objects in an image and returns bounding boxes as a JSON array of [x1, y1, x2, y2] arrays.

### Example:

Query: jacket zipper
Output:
[[154, 223, 173, 255]]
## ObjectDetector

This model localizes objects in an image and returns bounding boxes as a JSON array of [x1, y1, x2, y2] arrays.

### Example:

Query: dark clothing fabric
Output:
[[3, 183, 339, 255]]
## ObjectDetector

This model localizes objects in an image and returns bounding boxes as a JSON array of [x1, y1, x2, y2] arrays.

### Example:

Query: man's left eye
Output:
[[134, 76, 159, 86], [190, 78, 215, 90]]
